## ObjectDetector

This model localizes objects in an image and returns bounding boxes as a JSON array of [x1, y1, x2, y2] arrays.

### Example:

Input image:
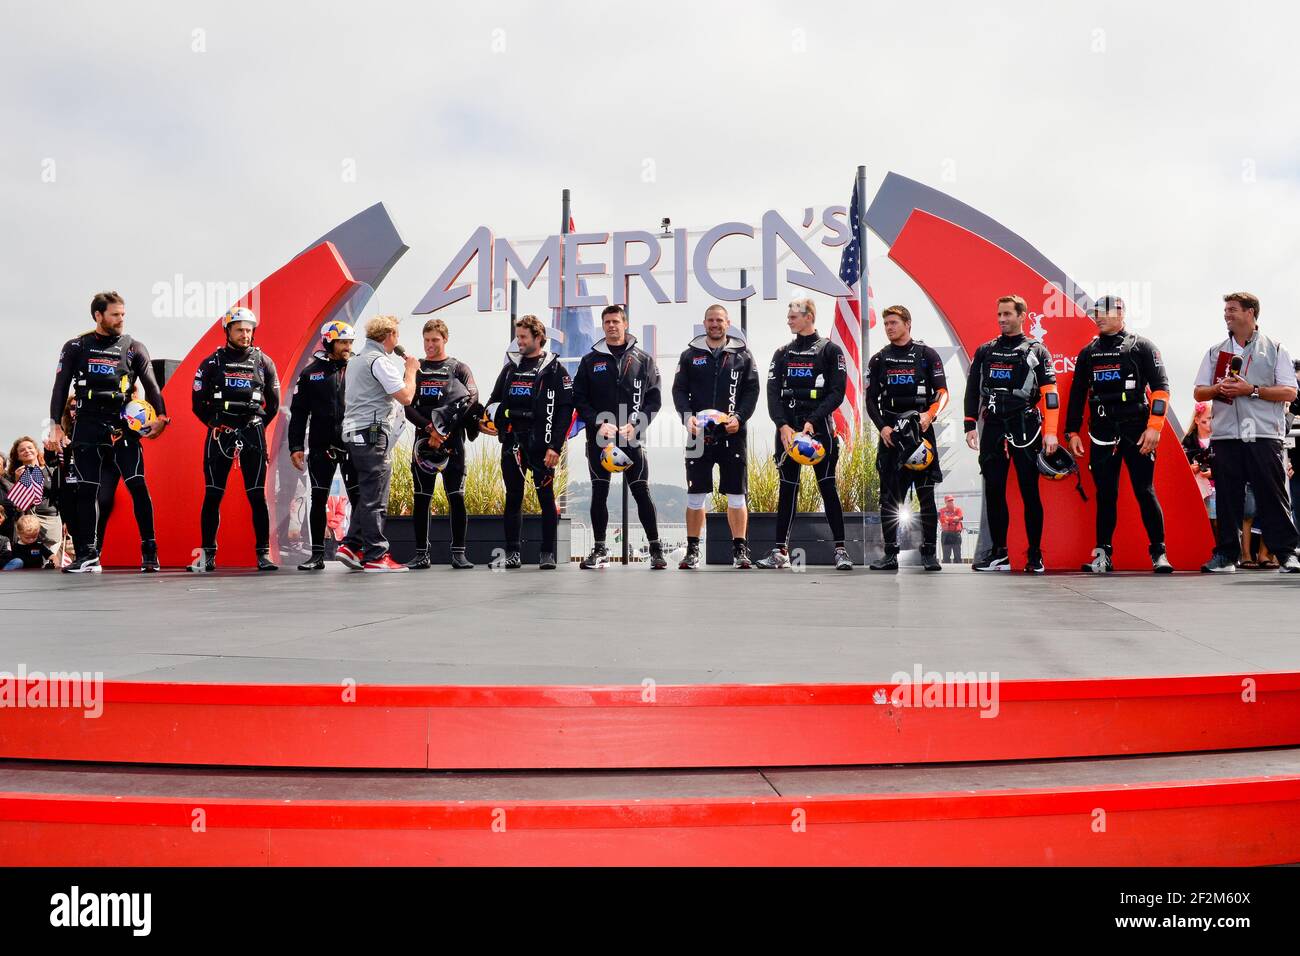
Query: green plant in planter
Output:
[[709, 425, 879, 513], [387, 434, 567, 517]]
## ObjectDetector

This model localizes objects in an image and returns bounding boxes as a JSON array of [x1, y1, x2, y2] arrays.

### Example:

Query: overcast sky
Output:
[[3, 1, 1297, 499]]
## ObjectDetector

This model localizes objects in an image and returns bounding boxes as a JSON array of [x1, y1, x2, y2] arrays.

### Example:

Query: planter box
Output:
[[706, 512, 883, 566], [384, 514, 571, 565]]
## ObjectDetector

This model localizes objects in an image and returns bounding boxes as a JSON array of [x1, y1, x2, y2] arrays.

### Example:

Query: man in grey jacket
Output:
[[1193, 292, 1299, 573], [336, 315, 418, 573]]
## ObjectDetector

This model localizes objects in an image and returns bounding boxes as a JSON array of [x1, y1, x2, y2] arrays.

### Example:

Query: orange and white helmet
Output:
[[222, 306, 258, 330]]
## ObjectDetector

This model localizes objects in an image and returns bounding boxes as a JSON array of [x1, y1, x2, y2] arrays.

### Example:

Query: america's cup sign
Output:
[[413, 206, 857, 314]]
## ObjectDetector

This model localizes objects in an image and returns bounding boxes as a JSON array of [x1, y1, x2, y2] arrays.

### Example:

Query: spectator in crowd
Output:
[[1182, 401, 1216, 530], [0, 455, 10, 543], [1289, 360, 1300, 531], [2, 514, 53, 570], [939, 494, 965, 563], [0, 504, 8, 560], [6, 436, 62, 550], [1192, 292, 1299, 573]]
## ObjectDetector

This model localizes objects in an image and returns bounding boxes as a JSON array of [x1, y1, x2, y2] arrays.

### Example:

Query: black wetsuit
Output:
[[49, 330, 167, 558], [672, 333, 760, 496], [1065, 331, 1170, 553], [963, 334, 1057, 556], [573, 336, 662, 545], [766, 332, 848, 547], [487, 350, 574, 554], [865, 339, 947, 554], [287, 350, 357, 556], [191, 345, 281, 554], [403, 356, 478, 553]]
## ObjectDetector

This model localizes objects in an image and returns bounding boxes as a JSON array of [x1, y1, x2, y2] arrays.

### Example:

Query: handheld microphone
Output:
[[1228, 355, 1242, 377], [394, 345, 407, 359]]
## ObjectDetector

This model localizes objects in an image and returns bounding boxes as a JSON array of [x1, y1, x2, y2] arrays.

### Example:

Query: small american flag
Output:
[[830, 179, 876, 440], [7, 466, 44, 512]]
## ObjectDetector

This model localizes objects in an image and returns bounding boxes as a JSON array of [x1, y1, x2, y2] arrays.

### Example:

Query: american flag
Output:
[[7, 466, 44, 512], [830, 179, 876, 439]]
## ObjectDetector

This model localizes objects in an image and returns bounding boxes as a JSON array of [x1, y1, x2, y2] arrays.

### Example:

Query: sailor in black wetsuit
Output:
[[963, 295, 1060, 574], [486, 314, 574, 570], [49, 291, 170, 573], [573, 305, 665, 570], [1064, 295, 1173, 573], [756, 297, 853, 571], [403, 318, 479, 570], [288, 320, 359, 570], [865, 305, 949, 572], [671, 304, 761, 569], [190, 307, 281, 572]]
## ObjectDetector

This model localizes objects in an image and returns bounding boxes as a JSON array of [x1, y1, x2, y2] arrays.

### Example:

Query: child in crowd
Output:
[[2, 514, 53, 570]]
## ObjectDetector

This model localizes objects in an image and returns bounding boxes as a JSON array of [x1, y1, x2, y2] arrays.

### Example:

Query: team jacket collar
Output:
[[593, 333, 639, 356], [688, 333, 744, 354], [505, 347, 558, 372]]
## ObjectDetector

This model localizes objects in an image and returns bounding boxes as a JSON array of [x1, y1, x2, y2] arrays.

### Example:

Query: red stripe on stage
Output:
[[3, 777, 1298, 865], [2, 674, 1298, 769]]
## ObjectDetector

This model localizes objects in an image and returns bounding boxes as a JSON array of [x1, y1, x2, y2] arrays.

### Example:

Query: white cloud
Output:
[[2, 1, 1297, 508]]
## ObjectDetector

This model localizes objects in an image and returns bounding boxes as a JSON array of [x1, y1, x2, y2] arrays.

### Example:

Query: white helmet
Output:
[[222, 306, 258, 330]]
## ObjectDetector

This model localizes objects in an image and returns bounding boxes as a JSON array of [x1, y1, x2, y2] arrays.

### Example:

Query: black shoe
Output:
[[140, 540, 160, 573], [63, 553, 102, 574], [580, 545, 609, 570], [406, 550, 432, 570], [732, 543, 753, 569], [188, 549, 217, 573], [1279, 553, 1300, 574], [297, 553, 326, 571], [1082, 548, 1113, 573], [256, 551, 279, 572], [1200, 553, 1237, 574], [920, 550, 942, 572], [1152, 550, 1174, 574], [503, 551, 522, 570], [538, 552, 557, 570], [1024, 552, 1045, 574], [972, 549, 1010, 572], [868, 553, 898, 571], [680, 546, 701, 570], [649, 542, 668, 570], [450, 551, 475, 570], [755, 547, 790, 569]]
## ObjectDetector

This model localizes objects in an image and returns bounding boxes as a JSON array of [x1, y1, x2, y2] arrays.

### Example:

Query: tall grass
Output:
[[710, 425, 880, 513], [387, 435, 567, 516]]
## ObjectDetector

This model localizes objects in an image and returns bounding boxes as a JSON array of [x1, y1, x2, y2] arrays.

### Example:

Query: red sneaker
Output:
[[362, 554, 408, 573], [335, 545, 363, 570]]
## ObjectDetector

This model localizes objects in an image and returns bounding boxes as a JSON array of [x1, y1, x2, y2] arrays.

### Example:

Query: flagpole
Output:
[[856, 164, 870, 441]]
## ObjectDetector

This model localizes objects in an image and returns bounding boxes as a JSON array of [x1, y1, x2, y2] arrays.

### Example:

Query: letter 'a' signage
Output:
[[412, 207, 856, 314]]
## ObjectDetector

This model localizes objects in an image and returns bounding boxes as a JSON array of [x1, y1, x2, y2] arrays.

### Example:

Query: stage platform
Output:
[[3, 567, 1298, 864], [2, 564, 1296, 686]]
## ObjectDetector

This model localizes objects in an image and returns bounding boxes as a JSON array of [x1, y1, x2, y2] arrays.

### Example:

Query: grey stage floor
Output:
[[0, 565, 1296, 685], [3, 749, 1296, 800], [5, 748, 1298, 800]]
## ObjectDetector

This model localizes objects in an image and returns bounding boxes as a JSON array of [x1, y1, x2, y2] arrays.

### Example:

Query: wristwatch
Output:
[[1251, 385, 1261, 399]]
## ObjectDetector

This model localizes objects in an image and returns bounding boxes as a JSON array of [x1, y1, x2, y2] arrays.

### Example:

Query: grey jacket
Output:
[[1205, 332, 1294, 442]]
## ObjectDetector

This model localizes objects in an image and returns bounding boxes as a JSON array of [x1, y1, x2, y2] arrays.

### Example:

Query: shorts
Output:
[[685, 436, 747, 495]]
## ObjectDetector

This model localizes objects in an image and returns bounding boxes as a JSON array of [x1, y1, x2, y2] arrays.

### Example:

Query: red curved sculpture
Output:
[[888, 210, 1213, 570], [100, 243, 359, 569]]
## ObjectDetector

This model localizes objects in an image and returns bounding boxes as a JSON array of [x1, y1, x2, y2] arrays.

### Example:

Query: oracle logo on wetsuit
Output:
[[787, 362, 815, 379]]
